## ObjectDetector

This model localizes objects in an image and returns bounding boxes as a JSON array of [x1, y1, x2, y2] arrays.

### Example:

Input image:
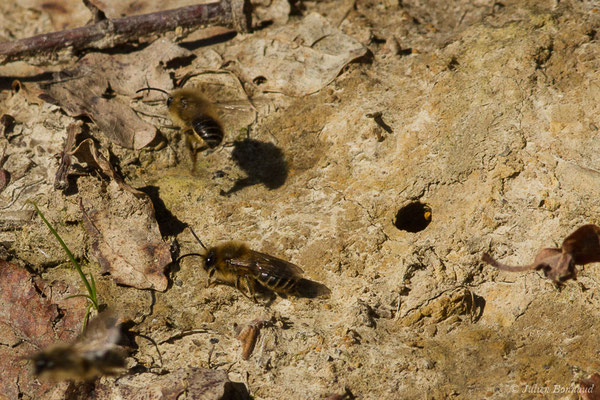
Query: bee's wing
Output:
[[77, 313, 121, 347], [227, 250, 304, 279]]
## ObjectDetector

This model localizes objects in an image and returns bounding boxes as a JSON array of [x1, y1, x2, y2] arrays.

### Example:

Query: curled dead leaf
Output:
[[236, 319, 265, 360], [70, 137, 144, 196], [483, 224, 600, 283]]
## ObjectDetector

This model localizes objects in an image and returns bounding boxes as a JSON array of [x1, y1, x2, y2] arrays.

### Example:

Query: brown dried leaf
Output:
[[224, 13, 367, 96], [40, 40, 191, 149], [93, 368, 250, 400], [0, 261, 59, 348], [0, 261, 86, 399], [482, 224, 600, 283], [80, 184, 170, 291], [70, 138, 144, 196], [0, 114, 15, 137], [54, 121, 80, 191], [579, 373, 600, 400], [236, 319, 265, 360]]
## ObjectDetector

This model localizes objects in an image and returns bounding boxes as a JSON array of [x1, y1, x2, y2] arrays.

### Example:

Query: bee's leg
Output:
[[234, 275, 252, 299], [244, 277, 258, 303], [206, 267, 218, 287], [184, 131, 200, 171]]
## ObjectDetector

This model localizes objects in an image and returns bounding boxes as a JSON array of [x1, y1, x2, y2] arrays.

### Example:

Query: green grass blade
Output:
[[88, 272, 98, 306], [31, 202, 98, 310]]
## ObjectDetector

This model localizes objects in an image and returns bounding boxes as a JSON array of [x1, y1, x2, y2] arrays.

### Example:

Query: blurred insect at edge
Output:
[[30, 312, 127, 381]]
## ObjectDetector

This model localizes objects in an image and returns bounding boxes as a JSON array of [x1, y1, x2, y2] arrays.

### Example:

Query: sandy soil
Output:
[[2, 0, 600, 399]]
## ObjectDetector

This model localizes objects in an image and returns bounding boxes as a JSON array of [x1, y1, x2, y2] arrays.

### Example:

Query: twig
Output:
[[0, 0, 250, 65]]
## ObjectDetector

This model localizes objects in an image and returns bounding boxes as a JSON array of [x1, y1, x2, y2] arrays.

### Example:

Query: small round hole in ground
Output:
[[394, 202, 431, 233]]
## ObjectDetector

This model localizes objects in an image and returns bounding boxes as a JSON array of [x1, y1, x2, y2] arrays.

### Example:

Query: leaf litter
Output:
[[39, 40, 193, 149], [483, 224, 600, 284], [0, 1, 414, 398], [0, 260, 87, 399]]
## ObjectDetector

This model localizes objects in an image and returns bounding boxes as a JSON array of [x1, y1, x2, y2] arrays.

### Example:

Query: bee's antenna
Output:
[[176, 252, 205, 263], [136, 87, 170, 96], [188, 226, 208, 251]]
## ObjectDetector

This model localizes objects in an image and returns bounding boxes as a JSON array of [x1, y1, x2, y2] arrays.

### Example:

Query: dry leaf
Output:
[[236, 319, 265, 360], [0, 261, 86, 399], [40, 40, 192, 149], [70, 137, 144, 196], [80, 184, 171, 291], [483, 224, 600, 283], [224, 12, 367, 96], [579, 373, 600, 400]]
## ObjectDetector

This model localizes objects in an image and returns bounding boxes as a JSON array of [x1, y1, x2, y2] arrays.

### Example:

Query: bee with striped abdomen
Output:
[[136, 87, 224, 165], [180, 229, 330, 302]]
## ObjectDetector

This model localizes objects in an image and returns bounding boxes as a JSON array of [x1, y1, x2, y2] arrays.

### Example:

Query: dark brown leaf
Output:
[[579, 373, 600, 400], [70, 138, 144, 196], [482, 224, 600, 283], [236, 319, 265, 360], [0, 261, 86, 399]]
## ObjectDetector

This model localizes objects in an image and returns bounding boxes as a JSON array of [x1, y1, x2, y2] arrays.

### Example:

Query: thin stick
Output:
[[0, 0, 250, 65]]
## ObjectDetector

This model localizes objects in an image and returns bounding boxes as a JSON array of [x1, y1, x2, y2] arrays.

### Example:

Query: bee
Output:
[[136, 87, 224, 161], [181, 228, 329, 302], [30, 313, 127, 381]]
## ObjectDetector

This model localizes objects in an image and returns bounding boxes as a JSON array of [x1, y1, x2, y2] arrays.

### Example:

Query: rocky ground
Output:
[[2, 0, 600, 399]]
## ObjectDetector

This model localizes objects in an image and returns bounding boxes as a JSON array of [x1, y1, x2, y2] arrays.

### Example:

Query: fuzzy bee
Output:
[[30, 313, 127, 381], [181, 229, 330, 301], [136, 87, 224, 163]]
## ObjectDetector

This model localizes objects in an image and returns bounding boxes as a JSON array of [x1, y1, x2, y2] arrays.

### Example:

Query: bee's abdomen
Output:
[[256, 272, 299, 293], [192, 115, 223, 148]]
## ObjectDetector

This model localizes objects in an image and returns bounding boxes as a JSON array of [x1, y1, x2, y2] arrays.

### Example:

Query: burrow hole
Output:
[[394, 202, 432, 233]]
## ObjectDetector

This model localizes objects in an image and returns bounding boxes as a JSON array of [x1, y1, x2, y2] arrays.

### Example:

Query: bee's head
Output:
[[204, 249, 217, 270], [34, 356, 50, 373], [32, 353, 56, 374], [169, 92, 191, 111]]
